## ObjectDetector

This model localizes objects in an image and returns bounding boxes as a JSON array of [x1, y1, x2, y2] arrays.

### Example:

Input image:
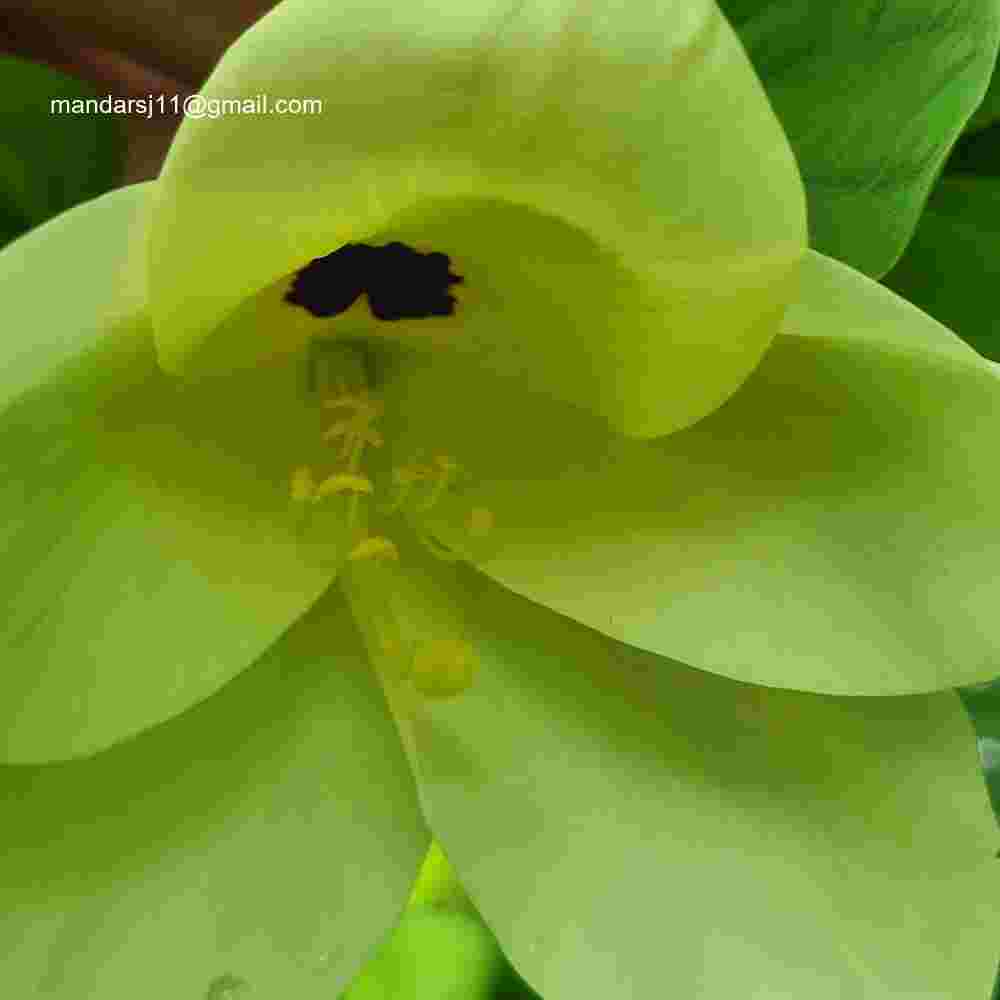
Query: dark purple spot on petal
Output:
[[285, 241, 463, 321]]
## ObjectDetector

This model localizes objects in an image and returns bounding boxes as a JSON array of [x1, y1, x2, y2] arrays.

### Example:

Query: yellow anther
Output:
[[432, 454, 460, 476], [393, 463, 432, 484], [410, 638, 479, 698], [322, 419, 384, 453], [290, 466, 316, 503], [321, 418, 355, 441], [348, 535, 400, 562], [382, 459, 429, 514], [464, 507, 495, 538], [416, 454, 461, 513], [322, 392, 383, 419], [314, 472, 374, 500], [318, 385, 384, 462]]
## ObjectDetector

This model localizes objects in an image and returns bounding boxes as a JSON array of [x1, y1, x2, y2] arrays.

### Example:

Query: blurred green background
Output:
[[0, 55, 123, 247]]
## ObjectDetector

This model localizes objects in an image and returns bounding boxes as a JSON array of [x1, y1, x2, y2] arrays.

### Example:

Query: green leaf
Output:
[[148, 0, 806, 439], [374, 554, 1000, 1000], [961, 679, 1000, 821], [944, 116, 1000, 174], [373, 250, 1000, 695], [721, 0, 1000, 277], [0, 56, 123, 246], [0, 588, 430, 1000], [0, 198, 30, 247], [407, 842, 476, 915], [883, 175, 1000, 360], [966, 68, 1000, 134], [957, 682, 1000, 1000], [0, 185, 341, 763]]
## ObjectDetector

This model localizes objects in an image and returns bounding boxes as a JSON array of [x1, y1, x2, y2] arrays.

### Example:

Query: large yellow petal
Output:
[[0, 185, 338, 762], [370, 551, 1000, 999], [149, 0, 805, 438], [373, 252, 1000, 694]]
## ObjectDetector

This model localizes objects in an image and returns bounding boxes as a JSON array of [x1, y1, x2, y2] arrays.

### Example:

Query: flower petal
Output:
[[0, 185, 340, 763], [376, 251, 1000, 694], [375, 559, 1000, 1000], [149, 0, 805, 438], [0, 589, 429, 1000]]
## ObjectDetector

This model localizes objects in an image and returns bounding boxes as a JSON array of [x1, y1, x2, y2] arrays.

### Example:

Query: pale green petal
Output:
[[374, 556, 999, 999], [149, 0, 805, 438], [0, 185, 340, 763], [373, 251, 1000, 694], [0, 589, 430, 1000]]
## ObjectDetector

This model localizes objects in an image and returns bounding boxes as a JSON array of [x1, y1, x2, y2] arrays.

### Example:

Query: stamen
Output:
[[380, 456, 431, 515], [395, 463, 431, 483], [322, 423, 383, 464], [322, 419, 384, 447], [291, 341, 380, 562], [415, 454, 460, 513], [348, 535, 400, 561], [290, 466, 316, 503], [292, 339, 484, 699], [314, 472, 374, 500], [382, 451, 495, 562], [322, 393, 382, 418]]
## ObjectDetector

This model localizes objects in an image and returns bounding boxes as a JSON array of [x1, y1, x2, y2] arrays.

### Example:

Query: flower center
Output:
[[284, 241, 463, 321], [289, 340, 491, 698]]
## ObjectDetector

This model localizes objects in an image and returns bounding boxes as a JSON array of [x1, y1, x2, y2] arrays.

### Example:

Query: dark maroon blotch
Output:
[[285, 241, 463, 320]]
